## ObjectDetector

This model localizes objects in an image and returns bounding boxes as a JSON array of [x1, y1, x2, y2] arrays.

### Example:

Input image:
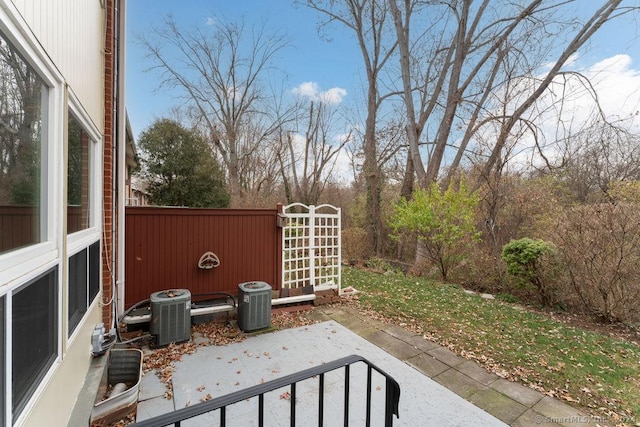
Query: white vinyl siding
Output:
[[10, 0, 105, 129]]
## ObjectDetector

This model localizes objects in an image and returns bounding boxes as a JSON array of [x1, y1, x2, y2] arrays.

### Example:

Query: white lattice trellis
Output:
[[282, 203, 341, 294]]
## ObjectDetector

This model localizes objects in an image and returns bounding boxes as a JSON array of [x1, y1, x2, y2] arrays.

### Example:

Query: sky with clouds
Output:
[[126, 1, 640, 181]]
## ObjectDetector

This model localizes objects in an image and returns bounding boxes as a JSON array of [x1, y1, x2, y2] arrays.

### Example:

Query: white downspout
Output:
[[116, 0, 127, 316]]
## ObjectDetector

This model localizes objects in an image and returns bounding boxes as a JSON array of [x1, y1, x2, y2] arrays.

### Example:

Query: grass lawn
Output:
[[343, 266, 640, 424]]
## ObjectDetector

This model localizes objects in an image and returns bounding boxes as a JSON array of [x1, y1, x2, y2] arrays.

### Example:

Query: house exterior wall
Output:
[[21, 309, 100, 425], [0, 0, 126, 425], [10, 0, 105, 129]]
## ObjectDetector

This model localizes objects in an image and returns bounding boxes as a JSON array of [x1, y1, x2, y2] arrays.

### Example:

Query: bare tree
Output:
[[302, 0, 398, 255], [388, 0, 635, 268], [278, 101, 351, 205], [389, 0, 634, 187], [549, 118, 640, 202], [139, 16, 289, 204]]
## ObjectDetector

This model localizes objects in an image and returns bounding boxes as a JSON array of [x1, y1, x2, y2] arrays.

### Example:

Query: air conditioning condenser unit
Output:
[[150, 289, 191, 347], [238, 281, 271, 332]]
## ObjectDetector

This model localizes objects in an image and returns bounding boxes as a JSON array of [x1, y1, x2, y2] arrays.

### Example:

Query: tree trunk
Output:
[[363, 98, 382, 256]]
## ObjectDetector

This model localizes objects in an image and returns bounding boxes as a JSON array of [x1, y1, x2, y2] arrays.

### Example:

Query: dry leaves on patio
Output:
[[192, 320, 247, 346], [271, 310, 318, 330]]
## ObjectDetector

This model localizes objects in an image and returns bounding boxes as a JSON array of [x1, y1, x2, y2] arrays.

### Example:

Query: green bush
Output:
[[389, 181, 480, 281], [501, 238, 559, 306]]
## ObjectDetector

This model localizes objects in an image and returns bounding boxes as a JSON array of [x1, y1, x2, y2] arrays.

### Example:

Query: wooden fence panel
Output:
[[0, 205, 39, 254], [125, 206, 282, 308]]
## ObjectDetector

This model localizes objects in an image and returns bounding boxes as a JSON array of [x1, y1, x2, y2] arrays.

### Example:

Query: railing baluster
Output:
[[385, 378, 400, 427], [131, 355, 400, 427], [259, 393, 264, 427], [366, 366, 372, 427], [290, 382, 297, 426], [344, 365, 350, 426], [318, 373, 325, 427]]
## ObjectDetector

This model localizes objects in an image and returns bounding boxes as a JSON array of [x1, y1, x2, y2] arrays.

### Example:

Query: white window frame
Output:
[[65, 92, 103, 346], [66, 92, 102, 246], [0, 1, 65, 287], [0, 2, 66, 426]]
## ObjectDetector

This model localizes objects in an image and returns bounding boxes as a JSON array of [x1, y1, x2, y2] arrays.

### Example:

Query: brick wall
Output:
[[102, 0, 114, 326]]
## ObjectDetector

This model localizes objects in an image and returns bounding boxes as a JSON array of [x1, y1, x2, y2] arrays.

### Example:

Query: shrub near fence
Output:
[[556, 203, 640, 323]]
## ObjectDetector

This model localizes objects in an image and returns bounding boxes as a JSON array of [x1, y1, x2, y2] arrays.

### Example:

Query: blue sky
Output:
[[126, 0, 362, 138], [125, 1, 640, 144]]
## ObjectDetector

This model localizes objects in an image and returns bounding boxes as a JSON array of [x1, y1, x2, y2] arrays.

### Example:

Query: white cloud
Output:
[[206, 17, 216, 26], [321, 87, 348, 105], [583, 54, 640, 117], [541, 52, 581, 72], [292, 82, 347, 105], [292, 81, 320, 98]]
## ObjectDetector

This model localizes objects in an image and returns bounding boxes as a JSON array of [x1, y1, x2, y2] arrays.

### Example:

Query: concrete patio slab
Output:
[[426, 346, 467, 368], [401, 334, 440, 352], [138, 370, 167, 401], [136, 396, 175, 423], [406, 353, 450, 377], [456, 360, 501, 386], [491, 378, 544, 407], [382, 324, 419, 341], [137, 321, 506, 426], [468, 388, 528, 425], [367, 330, 423, 360], [432, 368, 487, 399], [533, 396, 592, 426]]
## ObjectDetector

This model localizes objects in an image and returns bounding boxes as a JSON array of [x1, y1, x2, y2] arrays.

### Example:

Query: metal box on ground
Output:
[[150, 289, 191, 346], [238, 281, 272, 332]]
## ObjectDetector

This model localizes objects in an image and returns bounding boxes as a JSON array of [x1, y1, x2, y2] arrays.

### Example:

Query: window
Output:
[[12, 268, 58, 422], [0, 31, 46, 254], [68, 241, 100, 336], [68, 249, 87, 335], [67, 113, 92, 234], [66, 101, 100, 338], [89, 241, 100, 304]]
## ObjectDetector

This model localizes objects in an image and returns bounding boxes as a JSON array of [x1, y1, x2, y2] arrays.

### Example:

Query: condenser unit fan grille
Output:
[[150, 289, 191, 346]]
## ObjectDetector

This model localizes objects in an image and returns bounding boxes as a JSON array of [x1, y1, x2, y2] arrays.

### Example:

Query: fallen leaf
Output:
[[280, 391, 291, 400]]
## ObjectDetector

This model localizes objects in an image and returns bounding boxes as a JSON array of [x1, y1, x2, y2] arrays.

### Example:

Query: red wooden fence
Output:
[[124, 206, 282, 308], [0, 205, 39, 254]]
